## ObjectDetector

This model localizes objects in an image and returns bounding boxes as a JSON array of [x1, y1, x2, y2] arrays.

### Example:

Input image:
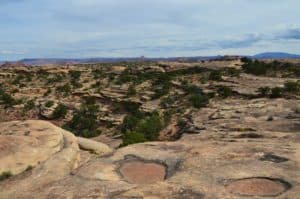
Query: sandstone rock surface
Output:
[[0, 109, 299, 198], [78, 137, 113, 155]]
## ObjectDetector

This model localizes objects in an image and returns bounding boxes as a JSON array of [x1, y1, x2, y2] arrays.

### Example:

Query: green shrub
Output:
[[225, 68, 241, 77], [120, 111, 166, 145], [70, 79, 83, 88], [52, 104, 68, 119], [91, 81, 101, 89], [80, 129, 102, 138], [24, 99, 35, 111], [209, 71, 222, 81], [112, 101, 141, 115], [65, 104, 100, 138], [284, 81, 300, 93], [0, 171, 12, 181], [117, 69, 133, 84], [47, 74, 64, 84], [69, 70, 81, 80], [136, 112, 163, 141], [160, 96, 178, 108], [151, 73, 172, 99], [242, 60, 300, 77], [84, 96, 96, 105], [0, 89, 15, 107], [258, 87, 271, 97], [242, 60, 268, 75], [56, 83, 71, 95], [152, 85, 171, 99], [189, 94, 209, 108], [217, 86, 233, 98], [183, 84, 203, 95], [127, 85, 137, 96], [121, 131, 147, 146], [270, 87, 283, 98], [12, 75, 24, 85], [121, 115, 140, 133], [177, 119, 187, 129], [92, 69, 104, 79], [241, 57, 252, 63], [45, 101, 54, 108]]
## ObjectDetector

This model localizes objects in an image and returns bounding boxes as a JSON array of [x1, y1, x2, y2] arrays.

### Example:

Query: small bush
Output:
[[45, 101, 54, 108], [209, 71, 222, 81], [121, 115, 140, 133], [184, 84, 203, 95], [24, 99, 35, 111], [258, 87, 271, 97], [241, 57, 252, 63], [284, 81, 300, 93], [177, 119, 187, 129], [56, 84, 71, 95], [160, 96, 178, 108], [225, 68, 241, 77], [84, 96, 96, 105], [217, 86, 233, 98], [69, 70, 81, 80], [0, 171, 12, 181], [0, 89, 15, 107], [270, 87, 283, 98], [52, 104, 68, 119], [120, 111, 166, 145], [189, 94, 209, 108], [136, 112, 163, 141], [121, 131, 147, 146], [65, 104, 100, 138], [152, 85, 171, 99], [127, 85, 137, 96]]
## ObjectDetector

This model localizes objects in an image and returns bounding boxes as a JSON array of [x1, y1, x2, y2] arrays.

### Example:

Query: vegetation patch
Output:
[[242, 59, 300, 77], [0, 171, 12, 181], [120, 111, 168, 146], [52, 104, 68, 119], [64, 104, 101, 138]]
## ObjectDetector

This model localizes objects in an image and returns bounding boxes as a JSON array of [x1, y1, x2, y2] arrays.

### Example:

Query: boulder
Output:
[[77, 137, 113, 156]]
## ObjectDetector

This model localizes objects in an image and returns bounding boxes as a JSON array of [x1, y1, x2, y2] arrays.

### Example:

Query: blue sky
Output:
[[1, 0, 300, 60]]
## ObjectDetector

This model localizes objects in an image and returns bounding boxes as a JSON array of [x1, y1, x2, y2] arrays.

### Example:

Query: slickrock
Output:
[[78, 137, 113, 156], [0, 120, 64, 175]]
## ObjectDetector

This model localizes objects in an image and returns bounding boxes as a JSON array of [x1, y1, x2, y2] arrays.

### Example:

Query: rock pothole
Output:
[[226, 177, 291, 197], [259, 153, 289, 163], [119, 160, 167, 184]]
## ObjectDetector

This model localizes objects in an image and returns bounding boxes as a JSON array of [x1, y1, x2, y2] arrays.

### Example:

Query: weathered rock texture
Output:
[[0, 99, 300, 199]]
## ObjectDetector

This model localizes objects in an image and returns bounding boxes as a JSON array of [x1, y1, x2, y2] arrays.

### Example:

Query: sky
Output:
[[1, 0, 300, 60]]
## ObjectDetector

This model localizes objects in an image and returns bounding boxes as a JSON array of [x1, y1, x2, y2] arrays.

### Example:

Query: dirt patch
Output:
[[119, 160, 166, 184], [226, 177, 291, 197]]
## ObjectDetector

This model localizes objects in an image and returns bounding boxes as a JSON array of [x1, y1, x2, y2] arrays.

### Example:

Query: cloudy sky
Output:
[[1, 0, 300, 60]]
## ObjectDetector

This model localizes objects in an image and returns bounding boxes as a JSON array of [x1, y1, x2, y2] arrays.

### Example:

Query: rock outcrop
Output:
[[77, 137, 113, 156], [0, 110, 299, 198]]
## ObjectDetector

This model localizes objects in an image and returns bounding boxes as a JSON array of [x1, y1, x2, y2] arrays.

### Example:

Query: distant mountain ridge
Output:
[[16, 56, 220, 65], [1, 52, 300, 66], [253, 52, 300, 59]]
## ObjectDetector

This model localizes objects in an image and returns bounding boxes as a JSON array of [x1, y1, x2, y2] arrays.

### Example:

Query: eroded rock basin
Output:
[[226, 177, 291, 197], [119, 160, 167, 184]]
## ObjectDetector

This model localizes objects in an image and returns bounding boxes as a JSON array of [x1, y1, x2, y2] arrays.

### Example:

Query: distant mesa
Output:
[[0, 61, 27, 68], [1, 52, 300, 66]]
